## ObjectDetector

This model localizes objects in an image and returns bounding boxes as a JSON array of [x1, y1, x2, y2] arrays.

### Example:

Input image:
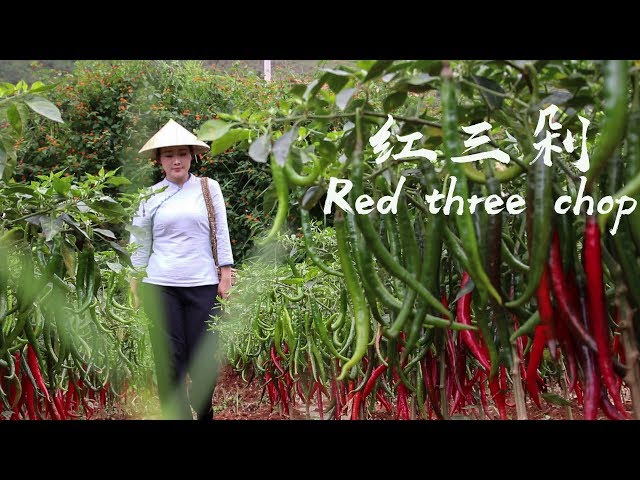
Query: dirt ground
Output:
[[211, 362, 635, 420]]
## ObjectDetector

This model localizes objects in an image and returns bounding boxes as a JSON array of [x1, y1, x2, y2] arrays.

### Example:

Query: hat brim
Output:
[[138, 119, 211, 156], [139, 142, 210, 156]]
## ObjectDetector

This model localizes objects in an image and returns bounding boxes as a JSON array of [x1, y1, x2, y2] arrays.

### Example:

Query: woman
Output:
[[129, 119, 234, 420]]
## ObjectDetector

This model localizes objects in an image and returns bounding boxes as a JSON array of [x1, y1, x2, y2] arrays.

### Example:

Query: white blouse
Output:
[[129, 174, 234, 287]]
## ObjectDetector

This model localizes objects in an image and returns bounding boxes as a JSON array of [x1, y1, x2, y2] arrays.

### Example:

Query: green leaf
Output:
[[317, 140, 337, 160], [319, 68, 351, 77], [0, 82, 16, 96], [540, 90, 573, 107], [52, 177, 71, 196], [106, 261, 123, 273], [210, 128, 251, 155], [214, 112, 241, 122], [29, 82, 57, 93], [303, 266, 320, 282], [272, 128, 298, 167], [23, 95, 63, 123], [94, 228, 116, 239], [325, 74, 350, 94], [248, 134, 271, 163], [407, 73, 437, 86], [557, 75, 588, 90], [197, 119, 231, 141], [289, 84, 307, 99], [471, 74, 505, 110], [540, 393, 572, 407], [40, 215, 64, 242], [364, 60, 394, 82], [90, 199, 126, 218], [336, 87, 356, 111], [413, 60, 443, 75], [0, 143, 6, 179], [300, 185, 326, 210], [452, 278, 475, 305], [106, 176, 132, 186], [303, 79, 322, 101], [1, 149, 16, 182], [107, 240, 133, 268], [6, 104, 22, 135], [60, 213, 90, 240], [383, 91, 408, 113]]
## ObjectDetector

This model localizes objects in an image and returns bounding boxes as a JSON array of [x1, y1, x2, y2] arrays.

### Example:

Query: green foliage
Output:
[[15, 60, 306, 262], [0, 80, 64, 182], [215, 225, 342, 369]]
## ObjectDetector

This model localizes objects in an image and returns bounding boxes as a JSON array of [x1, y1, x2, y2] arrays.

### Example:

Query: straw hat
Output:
[[139, 119, 210, 155]]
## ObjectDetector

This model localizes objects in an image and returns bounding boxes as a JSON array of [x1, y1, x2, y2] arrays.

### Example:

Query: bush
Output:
[[16, 60, 308, 262]]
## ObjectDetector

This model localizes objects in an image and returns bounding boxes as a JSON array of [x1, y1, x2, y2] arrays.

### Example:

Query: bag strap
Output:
[[200, 177, 218, 266]]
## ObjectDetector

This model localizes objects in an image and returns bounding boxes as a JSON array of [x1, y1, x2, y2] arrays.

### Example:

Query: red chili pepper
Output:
[[100, 384, 108, 412], [576, 296, 600, 420], [278, 378, 290, 416], [457, 272, 492, 371], [376, 390, 393, 414], [362, 364, 388, 400], [270, 345, 285, 375], [396, 382, 410, 420], [264, 371, 276, 411], [54, 391, 66, 420], [26, 344, 51, 403], [584, 215, 627, 414], [23, 374, 37, 420], [537, 265, 557, 359], [330, 376, 342, 420], [65, 376, 77, 415], [316, 383, 324, 420], [526, 326, 547, 409], [488, 373, 507, 420], [449, 389, 462, 416], [548, 231, 597, 351], [611, 323, 624, 396], [446, 329, 466, 398], [351, 391, 362, 420], [421, 355, 443, 420], [599, 389, 627, 420], [574, 380, 584, 405], [553, 305, 578, 392]]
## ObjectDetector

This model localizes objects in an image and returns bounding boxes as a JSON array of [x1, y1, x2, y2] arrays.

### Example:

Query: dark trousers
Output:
[[141, 283, 222, 420]]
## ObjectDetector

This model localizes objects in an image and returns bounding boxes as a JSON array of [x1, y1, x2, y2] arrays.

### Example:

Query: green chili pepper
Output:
[[505, 126, 552, 309], [586, 60, 629, 188], [385, 194, 420, 338], [440, 64, 501, 306], [334, 209, 370, 381], [300, 208, 343, 277], [258, 155, 289, 245], [284, 154, 326, 186], [350, 110, 451, 320]]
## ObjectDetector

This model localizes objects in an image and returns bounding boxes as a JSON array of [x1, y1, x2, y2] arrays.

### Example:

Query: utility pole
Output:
[[264, 60, 272, 82]]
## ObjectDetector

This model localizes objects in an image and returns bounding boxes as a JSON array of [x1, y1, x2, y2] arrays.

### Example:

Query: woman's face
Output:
[[159, 146, 192, 185]]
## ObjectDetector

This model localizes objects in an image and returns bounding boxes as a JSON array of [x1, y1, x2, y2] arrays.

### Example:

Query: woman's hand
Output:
[[130, 278, 141, 310], [218, 266, 233, 300]]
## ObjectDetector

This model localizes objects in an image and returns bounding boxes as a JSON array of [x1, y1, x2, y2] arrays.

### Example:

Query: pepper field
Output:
[[1, 60, 639, 420]]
